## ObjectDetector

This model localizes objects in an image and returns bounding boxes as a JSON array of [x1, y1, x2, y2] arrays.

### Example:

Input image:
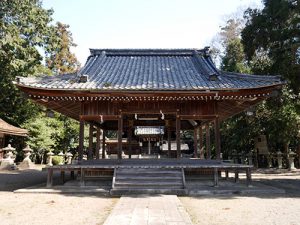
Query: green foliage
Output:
[[22, 113, 57, 162], [0, 0, 58, 124], [221, 38, 251, 73], [242, 0, 300, 92], [221, 114, 260, 158], [52, 155, 64, 165], [56, 114, 80, 152], [218, 0, 300, 158], [0, 0, 81, 162], [255, 88, 300, 149], [22, 112, 79, 159]]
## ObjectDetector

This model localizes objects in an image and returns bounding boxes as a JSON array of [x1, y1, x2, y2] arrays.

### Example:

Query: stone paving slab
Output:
[[103, 195, 193, 225]]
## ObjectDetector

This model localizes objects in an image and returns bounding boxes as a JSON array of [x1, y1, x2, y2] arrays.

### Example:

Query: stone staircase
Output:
[[110, 167, 186, 195]]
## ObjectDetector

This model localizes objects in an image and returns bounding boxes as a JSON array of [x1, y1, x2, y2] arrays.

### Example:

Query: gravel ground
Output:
[[0, 167, 117, 225], [1, 167, 300, 225], [180, 170, 300, 225]]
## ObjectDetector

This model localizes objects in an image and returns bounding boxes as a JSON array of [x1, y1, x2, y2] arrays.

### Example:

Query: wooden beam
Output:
[[205, 123, 211, 159], [78, 120, 84, 160], [88, 124, 93, 160], [117, 115, 123, 159], [96, 127, 101, 159], [176, 115, 181, 158], [179, 115, 217, 120], [193, 127, 198, 158], [80, 115, 119, 121], [214, 117, 221, 160], [102, 130, 106, 159]]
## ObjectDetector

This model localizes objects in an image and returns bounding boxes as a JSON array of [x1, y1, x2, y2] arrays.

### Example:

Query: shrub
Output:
[[52, 156, 64, 165]]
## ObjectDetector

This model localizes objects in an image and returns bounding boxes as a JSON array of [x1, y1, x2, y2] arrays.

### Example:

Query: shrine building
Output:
[[15, 48, 284, 190]]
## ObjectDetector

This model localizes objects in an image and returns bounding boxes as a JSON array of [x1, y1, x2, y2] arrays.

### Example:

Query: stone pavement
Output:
[[103, 195, 193, 225]]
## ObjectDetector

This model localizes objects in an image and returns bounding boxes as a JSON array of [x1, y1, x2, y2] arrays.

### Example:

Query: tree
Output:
[[0, 0, 81, 161], [23, 113, 60, 163], [0, 0, 59, 125], [221, 38, 251, 73], [43, 22, 81, 155], [242, 0, 300, 92], [45, 22, 80, 74], [254, 88, 300, 154], [240, 0, 300, 157]]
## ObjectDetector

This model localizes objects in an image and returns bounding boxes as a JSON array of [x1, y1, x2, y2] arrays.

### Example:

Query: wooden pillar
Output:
[[193, 127, 198, 158], [78, 120, 84, 160], [213, 168, 219, 187], [96, 127, 101, 159], [102, 130, 106, 159], [88, 124, 93, 160], [167, 128, 171, 158], [199, 126, 204, 159], [128, 127, 132, 159], [176, 115, 181, 158], [205, 123, 211, 159], [46, 168, 53, 187], [118, 115, 123, 159], [246, 168, 252, 187], [214, 117, 221, 160]]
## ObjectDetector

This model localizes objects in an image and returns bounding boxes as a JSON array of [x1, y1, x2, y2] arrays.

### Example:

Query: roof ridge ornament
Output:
[[79, 74, 89, 83], [204, 46, 210, 57]]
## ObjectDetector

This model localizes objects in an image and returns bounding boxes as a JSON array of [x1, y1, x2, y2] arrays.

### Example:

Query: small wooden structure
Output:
[[15, 48, 284, 188], [0, 119, 28, 160]]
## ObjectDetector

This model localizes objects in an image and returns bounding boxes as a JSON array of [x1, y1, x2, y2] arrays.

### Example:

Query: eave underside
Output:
[[18, 85, 281, 130]]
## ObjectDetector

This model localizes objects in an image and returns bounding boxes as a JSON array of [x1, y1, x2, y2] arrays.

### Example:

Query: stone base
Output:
[[18, 160, 34, 170], [0, 159, 16, 170]]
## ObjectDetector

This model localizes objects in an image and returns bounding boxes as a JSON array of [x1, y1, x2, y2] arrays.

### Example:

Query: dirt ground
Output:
[[180, 171, 300, 225], [0, 167, 117, 225]]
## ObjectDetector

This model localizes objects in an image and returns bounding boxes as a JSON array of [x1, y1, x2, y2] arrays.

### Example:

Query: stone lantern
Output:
[[288, 149, 296, 171], [267, 153, 273, 168], [276, 151, 283, 169], [0, 144, 16, 170], [65, 152, 73, 164], [19, 145, 33, 169], [58, 151, 65, 165], [46, 151, 54, 166]]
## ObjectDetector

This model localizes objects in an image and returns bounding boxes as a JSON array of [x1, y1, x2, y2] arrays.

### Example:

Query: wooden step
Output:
[[116, 176, 182, 181], [112, 167, 186, 194]]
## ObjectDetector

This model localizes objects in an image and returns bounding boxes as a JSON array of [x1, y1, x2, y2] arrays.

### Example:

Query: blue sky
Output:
[[43, 0, 262, 65]]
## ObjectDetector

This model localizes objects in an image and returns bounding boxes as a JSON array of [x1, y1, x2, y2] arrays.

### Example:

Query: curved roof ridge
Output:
[[89, 48, 206, 56]]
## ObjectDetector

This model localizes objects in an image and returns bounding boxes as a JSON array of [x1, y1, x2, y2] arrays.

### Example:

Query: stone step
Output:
[[110, 188, 187, 196]]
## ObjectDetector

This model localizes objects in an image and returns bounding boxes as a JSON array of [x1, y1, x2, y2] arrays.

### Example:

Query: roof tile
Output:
[[17, 48, 283, 91]]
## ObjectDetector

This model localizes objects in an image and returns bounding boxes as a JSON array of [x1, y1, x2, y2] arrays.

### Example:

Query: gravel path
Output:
[[180, 170, 300, 225]]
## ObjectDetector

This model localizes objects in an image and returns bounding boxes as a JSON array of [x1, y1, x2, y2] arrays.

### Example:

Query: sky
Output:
[[43, 0, 262, 65]]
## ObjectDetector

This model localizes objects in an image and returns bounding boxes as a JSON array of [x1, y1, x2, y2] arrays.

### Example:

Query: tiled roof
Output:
[[0, 119, 28, 136], [16, 48, 283, 91]]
